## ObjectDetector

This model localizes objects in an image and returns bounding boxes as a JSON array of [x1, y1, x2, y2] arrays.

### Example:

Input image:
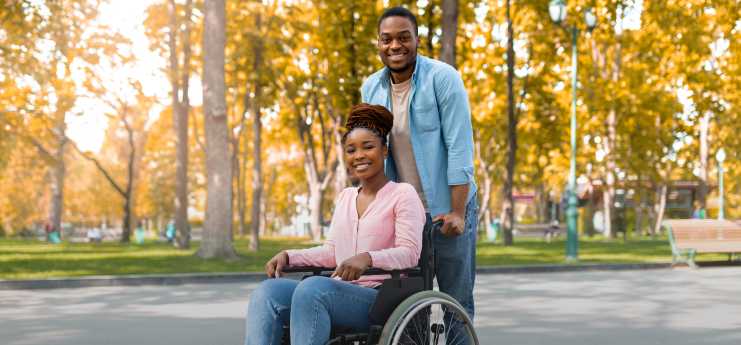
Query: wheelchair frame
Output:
[[279, 220, 473, 345]]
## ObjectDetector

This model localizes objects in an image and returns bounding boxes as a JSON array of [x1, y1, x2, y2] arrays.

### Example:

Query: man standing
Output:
[[361, 6, 478, 339]]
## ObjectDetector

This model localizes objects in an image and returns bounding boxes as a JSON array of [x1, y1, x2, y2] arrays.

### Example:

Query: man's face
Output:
[[377, 16, 421, 74]]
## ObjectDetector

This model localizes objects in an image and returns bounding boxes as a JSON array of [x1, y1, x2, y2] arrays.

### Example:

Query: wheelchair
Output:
[[280, 220, 479, 345]]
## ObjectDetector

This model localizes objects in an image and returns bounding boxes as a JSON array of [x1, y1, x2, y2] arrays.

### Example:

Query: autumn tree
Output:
[[195, 0, 238, 258]]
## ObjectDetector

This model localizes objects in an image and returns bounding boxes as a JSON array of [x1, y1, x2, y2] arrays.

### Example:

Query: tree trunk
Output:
[[604, 108, 617, 238], [634, 191, 643, 237], [260, 169, 276, 236], [248, 99, 262, 252], [583, 184, 595, 237], [238, 152, 246, 239], [48, 162, 64, 240], [653, 161, 671, 240], [501, 0, 515, 247], [308, 183, 326, 241], [248, 13, 265, 252], [169, 0, 193, 250], [534, 182, 549, 223], [425, 0, 435, 55], [122, 192, 132, 242], [475, 135, 492, 241], [439, 0, 458, 69], [647, 193, 656, 236], [195, 0, 237, 259], [698, 110, 710, 208]]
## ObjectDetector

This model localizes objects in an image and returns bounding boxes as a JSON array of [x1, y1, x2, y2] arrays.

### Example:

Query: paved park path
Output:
[[1, 267, 740, 345]]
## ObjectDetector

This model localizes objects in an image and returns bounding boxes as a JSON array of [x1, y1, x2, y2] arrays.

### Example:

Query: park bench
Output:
[[71, 229, 123, 242], [662, 219, 741, 269], [512, 223, 565, 237]]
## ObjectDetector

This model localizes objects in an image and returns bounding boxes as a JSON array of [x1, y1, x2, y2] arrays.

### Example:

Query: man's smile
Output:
[[388, 52, 407, 62]]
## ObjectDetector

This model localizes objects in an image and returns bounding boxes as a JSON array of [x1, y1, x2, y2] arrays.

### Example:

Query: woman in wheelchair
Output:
[[245, 104, 426, 345]]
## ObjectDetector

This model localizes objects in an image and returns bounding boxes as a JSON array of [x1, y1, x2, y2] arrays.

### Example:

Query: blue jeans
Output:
[[245, 276, 378, 345], [428, 197, 478, 345]]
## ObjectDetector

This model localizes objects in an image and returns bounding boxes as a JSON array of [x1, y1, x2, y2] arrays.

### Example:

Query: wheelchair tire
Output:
[[378, 291, 479, 345]]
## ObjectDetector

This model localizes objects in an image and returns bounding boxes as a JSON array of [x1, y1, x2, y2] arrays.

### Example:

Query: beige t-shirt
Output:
[[390, 78, 429, 212]]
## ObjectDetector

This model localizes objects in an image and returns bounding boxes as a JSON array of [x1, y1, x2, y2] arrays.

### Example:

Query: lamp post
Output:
[[716, 148, 726, 220], [549, 1, 596, 261]]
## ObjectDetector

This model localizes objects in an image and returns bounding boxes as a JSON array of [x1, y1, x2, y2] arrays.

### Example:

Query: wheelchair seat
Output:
[[278, 220, 479, 345]]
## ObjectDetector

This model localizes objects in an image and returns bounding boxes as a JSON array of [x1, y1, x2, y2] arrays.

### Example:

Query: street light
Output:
[[549, 0, 567, 24], [716, 148, 726, 220], [549, 2, 597, 261]]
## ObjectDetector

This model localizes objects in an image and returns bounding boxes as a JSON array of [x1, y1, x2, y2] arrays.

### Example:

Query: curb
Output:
[[0, 272, 274, 291], [3, 261, 738, 291], [475, 262, 672, 274]]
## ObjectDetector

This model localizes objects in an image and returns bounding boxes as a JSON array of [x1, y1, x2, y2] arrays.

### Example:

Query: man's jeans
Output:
[[245, 276, 378, 345], [426, 197, 478, 344]]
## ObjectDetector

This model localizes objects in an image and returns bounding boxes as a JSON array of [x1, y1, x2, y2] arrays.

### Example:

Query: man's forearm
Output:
[[450, 183, 470, 215]]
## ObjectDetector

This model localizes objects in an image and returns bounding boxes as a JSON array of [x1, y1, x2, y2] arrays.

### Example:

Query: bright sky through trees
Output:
[[65, 0, 202, 153]]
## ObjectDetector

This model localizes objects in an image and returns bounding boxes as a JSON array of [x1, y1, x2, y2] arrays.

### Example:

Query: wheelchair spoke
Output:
[[387, 296, 477, 345], [442, 310, 464, 345]]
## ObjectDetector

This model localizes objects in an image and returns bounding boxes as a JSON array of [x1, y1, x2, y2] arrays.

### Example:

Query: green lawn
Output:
[[0, 235, 731, 279], [477, 235, 727, 266]]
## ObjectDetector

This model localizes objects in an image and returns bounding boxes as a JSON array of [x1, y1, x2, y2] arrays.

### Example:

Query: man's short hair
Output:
[[378, 7, 418, 36]]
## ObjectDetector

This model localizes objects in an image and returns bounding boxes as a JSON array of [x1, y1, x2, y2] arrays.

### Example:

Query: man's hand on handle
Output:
[[265, 251, 289, 278], [331, 253, 373, 282], [434, 183, 470, 237], [433, 211, 466, 237]]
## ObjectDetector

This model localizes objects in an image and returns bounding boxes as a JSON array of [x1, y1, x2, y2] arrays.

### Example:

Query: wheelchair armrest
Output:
[[281, 266, 335, 275], [363, 268, 420, 279], [281, 266, 420, 279]]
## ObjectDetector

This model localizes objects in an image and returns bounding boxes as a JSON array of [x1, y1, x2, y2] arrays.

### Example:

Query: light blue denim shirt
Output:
[[361, 55, 477, 218]]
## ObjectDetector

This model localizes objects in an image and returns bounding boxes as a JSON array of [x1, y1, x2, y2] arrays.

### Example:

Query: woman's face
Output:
[[344, 128, 387, 181]]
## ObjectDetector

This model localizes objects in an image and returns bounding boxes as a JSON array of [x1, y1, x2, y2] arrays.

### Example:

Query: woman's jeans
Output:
[[245, 276, 378, 345]]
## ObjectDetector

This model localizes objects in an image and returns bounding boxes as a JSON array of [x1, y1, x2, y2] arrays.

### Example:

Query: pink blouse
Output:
[[285, 181, 426, 288]]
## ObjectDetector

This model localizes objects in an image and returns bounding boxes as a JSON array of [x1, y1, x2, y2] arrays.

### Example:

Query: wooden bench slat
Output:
[[663, 220, 741, 269]]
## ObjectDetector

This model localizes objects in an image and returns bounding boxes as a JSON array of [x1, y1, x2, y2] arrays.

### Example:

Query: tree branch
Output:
[[71, 142, 126, 197], [189, 106, 206, 153], [30, 137, 61, 165]]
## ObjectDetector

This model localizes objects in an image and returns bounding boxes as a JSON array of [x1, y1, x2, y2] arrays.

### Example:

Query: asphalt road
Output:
[[1, 267, 740, 345]]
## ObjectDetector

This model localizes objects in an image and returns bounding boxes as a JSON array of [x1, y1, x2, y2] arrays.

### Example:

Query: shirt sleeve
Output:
[[285, 190, 347, 268], [434, 65, 476, 186], [367, 184, 426, 270]]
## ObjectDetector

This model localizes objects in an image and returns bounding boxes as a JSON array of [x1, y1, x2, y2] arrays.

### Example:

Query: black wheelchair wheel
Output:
[[378, 291, 479, 345]]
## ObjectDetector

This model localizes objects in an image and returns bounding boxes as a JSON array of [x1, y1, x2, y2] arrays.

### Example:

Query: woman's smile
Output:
[[354, 163, 370, 172]]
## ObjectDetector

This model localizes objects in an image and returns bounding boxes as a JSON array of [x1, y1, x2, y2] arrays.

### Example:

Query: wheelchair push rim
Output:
[[379, 292, 479, 345]]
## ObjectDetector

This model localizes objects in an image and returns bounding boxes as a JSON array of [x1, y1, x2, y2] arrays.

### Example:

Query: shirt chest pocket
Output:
[[331, 218, 347, 240], [413, 101, 441, 132], [358, 215, 387, 238]]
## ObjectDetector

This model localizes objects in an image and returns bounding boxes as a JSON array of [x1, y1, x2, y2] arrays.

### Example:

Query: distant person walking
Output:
[[693, 205, 701, 219], [165, 214, 175, 242], [545, 220, 560, 243], [136, 221, 145, 244], [361, 7, 478, 340], [43, 221, 52, 243]]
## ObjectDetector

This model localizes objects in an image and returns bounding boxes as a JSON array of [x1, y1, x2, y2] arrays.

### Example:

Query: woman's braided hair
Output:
[[341, 103, 394, 147]]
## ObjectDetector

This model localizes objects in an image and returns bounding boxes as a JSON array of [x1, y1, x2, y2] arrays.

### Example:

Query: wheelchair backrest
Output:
[[417, 220, 443, 291]]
